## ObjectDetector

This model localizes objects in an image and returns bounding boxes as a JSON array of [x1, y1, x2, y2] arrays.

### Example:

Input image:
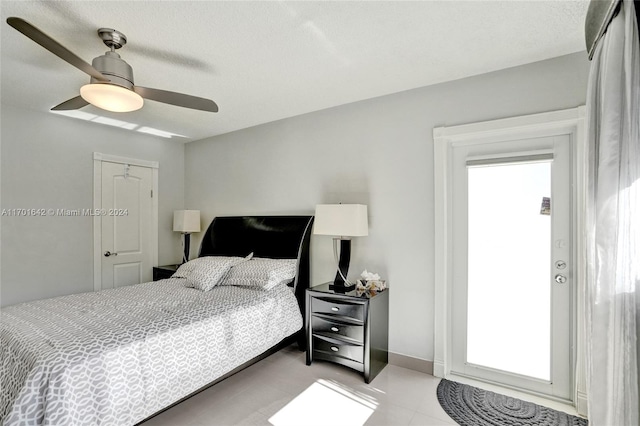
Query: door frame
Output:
[[432, 107, 588, 415], [93, 152, 159, 291]]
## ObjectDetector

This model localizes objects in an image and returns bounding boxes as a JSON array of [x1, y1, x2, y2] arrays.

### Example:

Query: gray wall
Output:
[[184, 52, 591, 361], [1, 105, 185, 307]]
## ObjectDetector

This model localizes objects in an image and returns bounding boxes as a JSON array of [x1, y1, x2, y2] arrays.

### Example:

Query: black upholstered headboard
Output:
[[198, 216, 314, 311]]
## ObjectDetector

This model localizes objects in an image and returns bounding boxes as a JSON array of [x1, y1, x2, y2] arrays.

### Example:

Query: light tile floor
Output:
[[140, 344, 458, 426]]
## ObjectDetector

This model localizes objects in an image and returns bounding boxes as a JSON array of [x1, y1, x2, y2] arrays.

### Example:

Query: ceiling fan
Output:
[[6, 17, 218, 113]]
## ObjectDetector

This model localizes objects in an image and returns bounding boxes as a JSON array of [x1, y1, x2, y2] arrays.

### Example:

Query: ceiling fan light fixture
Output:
[[9, 18, 218, 113], [80, 83, 143, 113]]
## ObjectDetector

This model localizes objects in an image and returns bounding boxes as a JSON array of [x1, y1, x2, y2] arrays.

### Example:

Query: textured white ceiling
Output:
[[1, 1, 589, 142]]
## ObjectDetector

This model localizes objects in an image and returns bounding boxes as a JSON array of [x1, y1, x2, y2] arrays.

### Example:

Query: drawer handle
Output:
[[331, 307, 340, 312], [330, 346, 339, 352], [330, 326, 339, 332]]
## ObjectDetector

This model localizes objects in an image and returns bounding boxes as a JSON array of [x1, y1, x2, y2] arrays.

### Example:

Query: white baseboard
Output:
[[433, 360, 445, 378], [388, 352, 433, 375], [576, 391, 588, 417]]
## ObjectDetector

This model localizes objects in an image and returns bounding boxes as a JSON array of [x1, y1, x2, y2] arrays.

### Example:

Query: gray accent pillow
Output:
[[174, 255, 249, 291], [221, 258, 297, 290]]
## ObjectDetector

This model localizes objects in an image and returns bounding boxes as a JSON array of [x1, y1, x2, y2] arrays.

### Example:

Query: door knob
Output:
[[554, 274, 567, 284], [104, 251, 118, 257]]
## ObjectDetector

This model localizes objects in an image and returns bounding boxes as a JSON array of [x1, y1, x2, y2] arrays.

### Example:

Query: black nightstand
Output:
[[306, 283, 389, 383], [153, 264, 180, 281]]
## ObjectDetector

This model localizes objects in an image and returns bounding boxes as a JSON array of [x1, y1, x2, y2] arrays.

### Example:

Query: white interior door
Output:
[[450, 134, 573, 400], [100, 161, 154, 288]]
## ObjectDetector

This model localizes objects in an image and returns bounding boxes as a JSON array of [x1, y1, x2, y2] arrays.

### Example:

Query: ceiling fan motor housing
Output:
[[90, 51, 135, 90]]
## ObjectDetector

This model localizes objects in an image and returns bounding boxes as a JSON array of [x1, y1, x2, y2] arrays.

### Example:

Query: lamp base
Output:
[[329, 282, 353, 293], [182, 233, 191, 264], [331, 238, 351, 290]]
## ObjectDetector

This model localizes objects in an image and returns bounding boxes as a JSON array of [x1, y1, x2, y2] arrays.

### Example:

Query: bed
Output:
[[0, 215, 313, 426]]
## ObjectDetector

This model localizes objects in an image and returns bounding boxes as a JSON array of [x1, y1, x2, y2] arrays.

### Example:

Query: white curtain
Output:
[[585, 0, 640, 425]]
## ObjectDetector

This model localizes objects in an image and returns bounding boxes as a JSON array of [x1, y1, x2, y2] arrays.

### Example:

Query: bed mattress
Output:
[[0, 279, 302, 425]]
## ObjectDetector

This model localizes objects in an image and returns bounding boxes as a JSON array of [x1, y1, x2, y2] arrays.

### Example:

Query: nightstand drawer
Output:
[[311, 316, 364, 342], [313, 336, 363, 364], [311, 297, 364, 322]]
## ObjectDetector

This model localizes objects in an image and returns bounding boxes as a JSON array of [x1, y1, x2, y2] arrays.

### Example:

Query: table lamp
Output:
[[173, 210, 201, 263], [314, 204, 368, 291]]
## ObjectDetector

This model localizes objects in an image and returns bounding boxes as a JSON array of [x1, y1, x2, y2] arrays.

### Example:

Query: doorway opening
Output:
[[433, 107, 588, 415], [93, 152, 159, 291]]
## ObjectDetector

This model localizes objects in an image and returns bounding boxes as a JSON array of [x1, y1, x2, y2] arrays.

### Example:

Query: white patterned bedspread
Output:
[[0, 279, 302, 426]]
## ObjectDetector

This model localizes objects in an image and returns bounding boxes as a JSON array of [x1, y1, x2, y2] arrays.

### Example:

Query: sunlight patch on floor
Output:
[[269, 379, 378, 426]]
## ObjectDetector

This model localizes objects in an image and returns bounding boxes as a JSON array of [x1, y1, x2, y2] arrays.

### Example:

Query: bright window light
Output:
[[269, 380, 377, 426], [49, 110, 98, 121], [93, 116, 138, 130], [51, 110, 188, 139], [467, 161, 552, 380], [137, 126, 186, 139]]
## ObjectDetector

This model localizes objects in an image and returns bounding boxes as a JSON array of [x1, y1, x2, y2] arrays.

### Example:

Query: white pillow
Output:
[[221, 258, 297, 290], [174, 255, 249, 291]]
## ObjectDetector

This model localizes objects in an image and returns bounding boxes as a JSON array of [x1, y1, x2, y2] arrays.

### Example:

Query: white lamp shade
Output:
[[173, 210, 201, 233], [80, 83, 144, 112], [313, 204, 368, 237]]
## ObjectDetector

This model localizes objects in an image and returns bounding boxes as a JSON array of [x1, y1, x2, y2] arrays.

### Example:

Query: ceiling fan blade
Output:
[[133, 86, 218, 113], [7, 17, 109, 82], [51, 96, 89, 111]]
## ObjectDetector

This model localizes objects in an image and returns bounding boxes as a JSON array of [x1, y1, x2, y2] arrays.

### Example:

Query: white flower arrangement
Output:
[[360, 270, 381, 281], [356, 270, 387, 293]]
